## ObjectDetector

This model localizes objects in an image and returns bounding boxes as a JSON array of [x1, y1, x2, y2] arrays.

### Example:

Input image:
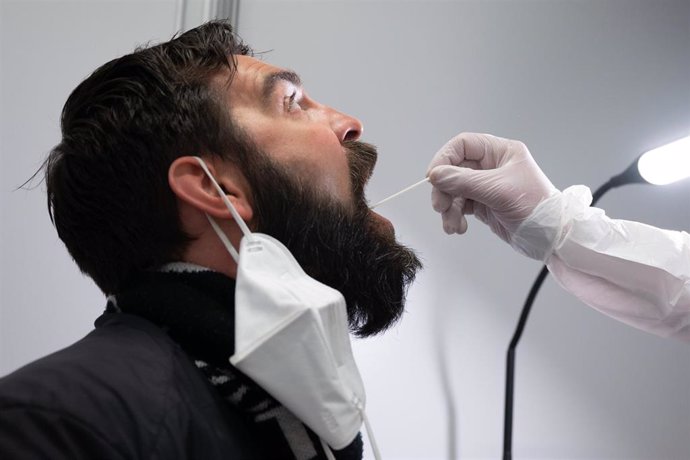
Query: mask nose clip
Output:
[[246, 240, 263, 253]]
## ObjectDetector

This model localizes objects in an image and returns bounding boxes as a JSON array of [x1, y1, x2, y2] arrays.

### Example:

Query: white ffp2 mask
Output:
[[194, 157, 380, 458]]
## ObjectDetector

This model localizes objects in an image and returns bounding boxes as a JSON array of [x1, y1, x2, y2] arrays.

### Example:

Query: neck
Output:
[[111, 267, 237, 366]]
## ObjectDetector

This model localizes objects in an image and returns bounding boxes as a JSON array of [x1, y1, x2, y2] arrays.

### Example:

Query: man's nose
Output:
[[328, 107, 363, 143]]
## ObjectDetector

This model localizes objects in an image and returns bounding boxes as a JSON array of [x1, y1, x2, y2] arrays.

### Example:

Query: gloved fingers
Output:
[[428, 132, 531, 176], [456, 133, 500, 163], [426, 132, 500, 174], [453, 133, 532, 171], [431, 186, 453, 213], [460, 159, 481, 171], [432, 185, 468, 233], [428, 164, 497, 207], [441, 202, 468, 234]]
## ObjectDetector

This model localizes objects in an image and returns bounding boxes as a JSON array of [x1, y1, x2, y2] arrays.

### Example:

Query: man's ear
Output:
[[168, 156, 253, 223]]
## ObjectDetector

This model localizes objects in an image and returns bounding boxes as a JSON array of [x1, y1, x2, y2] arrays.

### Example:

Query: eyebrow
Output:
[[262, 70, 302, 106]]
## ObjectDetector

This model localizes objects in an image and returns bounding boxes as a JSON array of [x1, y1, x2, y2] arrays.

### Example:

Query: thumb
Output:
[[429, 164, 499, 207]]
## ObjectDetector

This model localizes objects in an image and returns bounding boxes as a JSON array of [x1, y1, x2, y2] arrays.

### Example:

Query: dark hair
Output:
[[44, 21, 252, 294]]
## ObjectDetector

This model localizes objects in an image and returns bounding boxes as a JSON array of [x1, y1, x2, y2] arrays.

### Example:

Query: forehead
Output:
[[233, 55, 281, 88], [221, 55, 298, 103]]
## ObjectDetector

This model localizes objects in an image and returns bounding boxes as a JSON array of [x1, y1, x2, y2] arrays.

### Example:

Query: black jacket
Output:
[[0, 312, 264, 459]]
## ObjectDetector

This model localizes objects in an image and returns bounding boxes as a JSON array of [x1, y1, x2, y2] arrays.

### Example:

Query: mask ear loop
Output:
[[194, 156, 253, 263], [319, 439, 337, 460], [205, 215, 241, 263], [360, 408, 382, 460], [354, 395, 382, 460], [319, 400, 382, 460]]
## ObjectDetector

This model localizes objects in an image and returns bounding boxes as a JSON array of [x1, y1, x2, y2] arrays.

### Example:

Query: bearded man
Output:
[[0, 21, 421, 460]]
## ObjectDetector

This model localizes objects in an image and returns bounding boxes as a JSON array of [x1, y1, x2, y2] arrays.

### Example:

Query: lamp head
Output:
[[637, 135, 690, 185]]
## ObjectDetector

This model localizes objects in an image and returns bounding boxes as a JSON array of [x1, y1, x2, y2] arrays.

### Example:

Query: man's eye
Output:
[[284, 90, 301, 112]]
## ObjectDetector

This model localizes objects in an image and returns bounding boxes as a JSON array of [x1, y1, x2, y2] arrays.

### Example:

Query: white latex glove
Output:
[[428, 133, 690, 341], [427, 133, 559, 257]]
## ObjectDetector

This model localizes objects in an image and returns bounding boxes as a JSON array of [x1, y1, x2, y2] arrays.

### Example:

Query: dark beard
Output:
[[242, 140, 422, 337]]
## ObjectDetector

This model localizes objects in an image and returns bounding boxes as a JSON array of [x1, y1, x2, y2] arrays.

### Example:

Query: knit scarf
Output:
[[106, 263, 363, 460]]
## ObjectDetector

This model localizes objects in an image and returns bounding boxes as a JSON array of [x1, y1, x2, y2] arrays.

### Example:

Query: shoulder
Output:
[[0, 314, 204, 458], [0, 313, 183, 412], [0, 313, 263, 459]]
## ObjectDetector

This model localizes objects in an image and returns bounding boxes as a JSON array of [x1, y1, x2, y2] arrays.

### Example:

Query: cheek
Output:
[[237, 113, 353, 203], [281, 129, 353, 201]]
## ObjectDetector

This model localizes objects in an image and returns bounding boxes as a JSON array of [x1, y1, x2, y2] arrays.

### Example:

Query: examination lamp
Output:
[[638, 135, 690, 185], [503, 134, 690, 460]]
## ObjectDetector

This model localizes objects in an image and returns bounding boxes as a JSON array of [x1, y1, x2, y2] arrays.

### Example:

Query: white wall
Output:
[[2, 1, 689, 459], [0, 0, 177, 374]]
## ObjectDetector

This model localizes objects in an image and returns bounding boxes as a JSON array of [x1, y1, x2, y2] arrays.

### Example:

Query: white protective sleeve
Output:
[[515, 185, 690, 342]]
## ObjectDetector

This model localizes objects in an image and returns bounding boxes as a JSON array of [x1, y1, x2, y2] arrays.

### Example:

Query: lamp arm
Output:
[[501, 173, 645, 460]]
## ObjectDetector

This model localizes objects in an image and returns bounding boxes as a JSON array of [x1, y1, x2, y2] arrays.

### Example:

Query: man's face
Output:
[[227, 55, 361, 209], [215, 55, 422, 337]]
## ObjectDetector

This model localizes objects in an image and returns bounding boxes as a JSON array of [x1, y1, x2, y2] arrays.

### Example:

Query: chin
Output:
[[368, 209, 395, 237]]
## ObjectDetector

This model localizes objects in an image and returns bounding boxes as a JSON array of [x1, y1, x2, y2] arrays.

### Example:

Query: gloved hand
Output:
[[427, 132, 559, 250]]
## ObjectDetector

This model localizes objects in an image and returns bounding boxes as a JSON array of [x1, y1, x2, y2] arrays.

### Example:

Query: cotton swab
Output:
[[370, 177, 430, 209]]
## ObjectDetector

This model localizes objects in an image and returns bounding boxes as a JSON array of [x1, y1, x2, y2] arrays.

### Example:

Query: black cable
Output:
[[502, 265, 548, 460], [502, 157, 646, 460]]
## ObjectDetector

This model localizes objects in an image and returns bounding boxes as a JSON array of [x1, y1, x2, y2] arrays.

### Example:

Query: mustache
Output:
[[344, 140, 377, 201]]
